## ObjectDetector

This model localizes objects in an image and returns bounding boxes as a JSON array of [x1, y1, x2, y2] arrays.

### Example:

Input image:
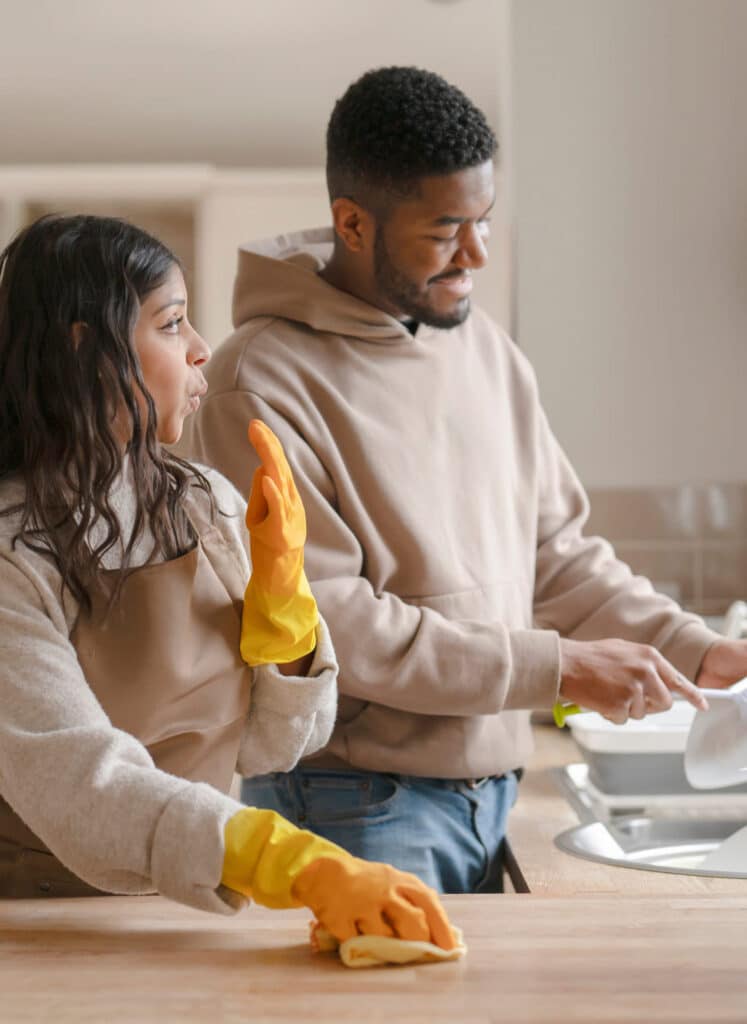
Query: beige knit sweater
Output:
[[176, 227, 720, 779], [0, 465, 337, 912]]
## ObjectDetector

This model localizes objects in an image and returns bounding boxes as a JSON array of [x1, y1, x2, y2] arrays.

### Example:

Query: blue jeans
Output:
[[241, 767, 519, 893]]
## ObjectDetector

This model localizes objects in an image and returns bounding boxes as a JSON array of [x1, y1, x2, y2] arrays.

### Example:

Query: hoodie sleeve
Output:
[[530, 405, 719, 682], [183, 389, 562, 714]]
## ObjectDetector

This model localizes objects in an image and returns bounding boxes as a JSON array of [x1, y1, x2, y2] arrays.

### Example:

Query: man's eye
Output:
[[430, 235, 458, 243]]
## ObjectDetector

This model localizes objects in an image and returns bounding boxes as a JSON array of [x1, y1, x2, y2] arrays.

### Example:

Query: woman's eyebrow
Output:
[[153, 298, 186, 314]]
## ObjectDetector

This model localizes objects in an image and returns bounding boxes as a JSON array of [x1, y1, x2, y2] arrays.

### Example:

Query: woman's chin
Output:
[[158, 423, 182, 447]]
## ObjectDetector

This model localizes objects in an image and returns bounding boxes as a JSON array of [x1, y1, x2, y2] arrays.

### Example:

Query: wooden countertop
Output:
[[508, 722, 747, 896], [2, 892, 747, 1022], [4, 727, 746, 1021]]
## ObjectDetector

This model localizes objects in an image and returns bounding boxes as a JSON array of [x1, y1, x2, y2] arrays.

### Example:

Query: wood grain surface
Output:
[[3, 724, 746, 1021], [2, 893, 747, 1022]]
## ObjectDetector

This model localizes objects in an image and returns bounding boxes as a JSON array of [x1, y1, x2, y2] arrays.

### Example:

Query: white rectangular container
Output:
[[567, 703, 747, 796]]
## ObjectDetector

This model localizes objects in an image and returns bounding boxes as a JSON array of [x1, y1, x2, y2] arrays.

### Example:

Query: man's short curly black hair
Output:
[[326, 66, 497, 211]]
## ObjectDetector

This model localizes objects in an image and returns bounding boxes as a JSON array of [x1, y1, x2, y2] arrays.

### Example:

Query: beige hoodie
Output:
[[177, 227, 719, 779]]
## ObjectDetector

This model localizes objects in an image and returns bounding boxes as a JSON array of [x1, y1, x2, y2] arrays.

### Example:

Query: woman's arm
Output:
[[278, 651, 314, 677], [0, 549, 243, 914]]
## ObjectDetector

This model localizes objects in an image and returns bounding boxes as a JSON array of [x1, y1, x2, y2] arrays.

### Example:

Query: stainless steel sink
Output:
[[553, 764, 747, 878], [555, 815, 747, 878]]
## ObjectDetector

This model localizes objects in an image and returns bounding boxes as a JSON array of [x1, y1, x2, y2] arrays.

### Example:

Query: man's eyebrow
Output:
[[153, 298, 186, 314], [431, 198, 496, 227]]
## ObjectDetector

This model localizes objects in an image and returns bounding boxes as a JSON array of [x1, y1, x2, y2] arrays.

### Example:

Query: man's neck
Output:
[[318, 255, 400, 321]]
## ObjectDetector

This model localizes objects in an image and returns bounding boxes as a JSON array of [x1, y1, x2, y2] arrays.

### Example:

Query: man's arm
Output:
[[531, 404, 714, 717]]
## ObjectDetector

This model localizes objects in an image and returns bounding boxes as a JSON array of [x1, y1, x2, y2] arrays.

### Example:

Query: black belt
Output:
[[464, 777, 491, 789], [463, 767, 524, 789]]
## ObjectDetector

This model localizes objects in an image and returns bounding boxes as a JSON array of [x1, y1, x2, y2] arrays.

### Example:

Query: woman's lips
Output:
[[187, 382, 208, 414]]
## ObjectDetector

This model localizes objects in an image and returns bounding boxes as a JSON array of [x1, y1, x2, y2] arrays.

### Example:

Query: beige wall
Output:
[[513, 0, 747, 488]]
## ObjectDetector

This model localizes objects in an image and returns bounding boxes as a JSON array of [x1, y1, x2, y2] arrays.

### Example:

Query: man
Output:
[[177, 66, 747, 893]]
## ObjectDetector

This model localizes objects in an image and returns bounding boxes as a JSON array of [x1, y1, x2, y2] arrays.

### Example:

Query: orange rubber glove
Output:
[[221, 808, 456, 950], [292, 856, 457, 950], [240, 419, 319, 666]]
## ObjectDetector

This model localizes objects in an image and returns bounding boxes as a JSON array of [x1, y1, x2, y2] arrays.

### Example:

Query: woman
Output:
[[0, 214, 454, 950]]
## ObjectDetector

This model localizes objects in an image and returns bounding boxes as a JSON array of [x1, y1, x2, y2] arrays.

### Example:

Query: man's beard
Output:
[[373, 229, 471, 330]]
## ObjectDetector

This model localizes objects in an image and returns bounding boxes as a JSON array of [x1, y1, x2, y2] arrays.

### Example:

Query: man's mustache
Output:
[[429, 270, 470, 284]]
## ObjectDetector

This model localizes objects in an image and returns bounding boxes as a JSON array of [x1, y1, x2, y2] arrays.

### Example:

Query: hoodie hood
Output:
[[231, 227, 412, 345]]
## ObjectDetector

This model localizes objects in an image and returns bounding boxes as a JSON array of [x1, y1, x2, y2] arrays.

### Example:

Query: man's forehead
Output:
[[399, 161, 495, 221]]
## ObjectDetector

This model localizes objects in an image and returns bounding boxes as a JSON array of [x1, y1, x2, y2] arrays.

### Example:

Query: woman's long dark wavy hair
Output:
[[0, 213, 214, 612]]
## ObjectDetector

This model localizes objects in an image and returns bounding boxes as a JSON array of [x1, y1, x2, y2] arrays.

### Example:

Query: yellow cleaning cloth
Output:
[[310, 921, 467, 969]]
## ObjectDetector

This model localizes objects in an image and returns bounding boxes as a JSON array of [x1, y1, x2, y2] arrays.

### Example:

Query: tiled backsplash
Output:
[[585, 484, 747, 615]]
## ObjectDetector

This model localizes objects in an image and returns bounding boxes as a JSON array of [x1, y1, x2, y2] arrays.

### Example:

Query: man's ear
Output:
[[329, 198, 375, 254]]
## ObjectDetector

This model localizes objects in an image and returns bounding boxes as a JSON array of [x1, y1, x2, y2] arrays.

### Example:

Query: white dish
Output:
[[685, 679, 747, 789]]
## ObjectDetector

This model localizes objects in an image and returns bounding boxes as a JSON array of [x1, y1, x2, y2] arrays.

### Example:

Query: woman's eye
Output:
[[161, 315, 183, 333]]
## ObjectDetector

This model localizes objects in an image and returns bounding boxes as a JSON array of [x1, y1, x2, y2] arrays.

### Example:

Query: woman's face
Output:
[[132, 265, 210, 444]]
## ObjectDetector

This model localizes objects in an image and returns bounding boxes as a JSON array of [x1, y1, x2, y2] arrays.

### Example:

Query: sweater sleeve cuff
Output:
[[250, 615, 338, 717], [150, 782, 246, 914], [503, 629, 562, 710], [658, 620, 722, 683]]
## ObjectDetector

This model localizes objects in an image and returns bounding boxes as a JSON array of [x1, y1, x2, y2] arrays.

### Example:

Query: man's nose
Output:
[[454, 224, 489, 270]]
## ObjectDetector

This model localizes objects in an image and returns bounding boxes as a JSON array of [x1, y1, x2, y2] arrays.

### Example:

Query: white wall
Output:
[[512, 0, 747, 487]]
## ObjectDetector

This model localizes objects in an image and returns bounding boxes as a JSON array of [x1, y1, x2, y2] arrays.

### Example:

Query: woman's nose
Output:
[[189, 326, 211, 366]]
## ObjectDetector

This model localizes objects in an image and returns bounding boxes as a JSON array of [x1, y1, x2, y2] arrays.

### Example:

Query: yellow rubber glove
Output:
[[221, 808, 456, 951], [221, 806, 347, 909], [240, 419, 319, 666]]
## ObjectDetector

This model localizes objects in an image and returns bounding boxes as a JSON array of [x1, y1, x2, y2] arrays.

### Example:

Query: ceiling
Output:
[[0, 0, 506, 166]]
